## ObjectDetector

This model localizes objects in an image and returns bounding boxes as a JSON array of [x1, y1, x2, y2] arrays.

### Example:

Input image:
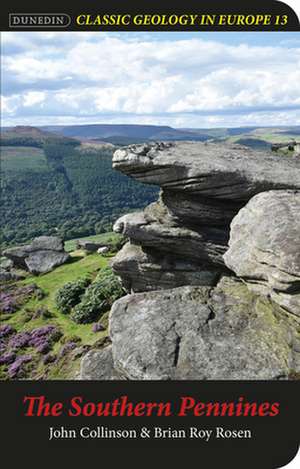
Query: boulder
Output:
[[109, 277, 300, 380], [2, 245, 31, 269], [76, 240, 108, 252], [224, 191, 300, 316], [30, 236, 65, 251], [25, 251, 70, 275], [3, 236, 69, 275], [0, 269, 25, 283], [80, 346, 123, 380]]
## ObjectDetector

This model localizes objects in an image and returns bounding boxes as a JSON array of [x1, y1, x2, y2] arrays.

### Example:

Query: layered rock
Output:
[[80, 141, 300, 380], [112, 142, 300, 293], [113, 141, 300, 199], [224, 190, 300, 316], [112, 242, 219, 292], [3, 236, 70, 275]]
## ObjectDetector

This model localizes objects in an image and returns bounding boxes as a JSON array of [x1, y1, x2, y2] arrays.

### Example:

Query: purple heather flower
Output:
[[0, 324, 15, 338], [0, 351, 16, 365], [8, 332, 31, 350], [28, 326, 58, 353], [7, 354, 32, 378], [0, 284, 41, 315], [30, 325, 56, 337], [58, 342, 76, 359]]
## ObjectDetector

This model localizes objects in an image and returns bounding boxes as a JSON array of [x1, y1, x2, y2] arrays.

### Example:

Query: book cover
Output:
[[0, 1, 299, 466]]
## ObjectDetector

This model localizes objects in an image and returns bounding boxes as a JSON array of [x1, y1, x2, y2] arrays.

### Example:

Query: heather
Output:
[[0, 284, 42, 314], [0, 250, 111, 380]]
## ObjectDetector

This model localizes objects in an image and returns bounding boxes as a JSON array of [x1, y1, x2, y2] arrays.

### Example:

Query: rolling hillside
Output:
[[1, 124, 299, 248], [1, 127, 158, 248]]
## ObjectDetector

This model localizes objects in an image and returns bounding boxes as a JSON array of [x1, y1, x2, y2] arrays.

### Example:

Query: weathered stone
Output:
[[160, 190, 242, 226], [113, 141, 300, 200], [109, 277, 300, 380], [113, 211, 228, 267], [76, 240, 108, 252], [30, 236, 65, 252], [80, 346, 123, 380], [3, 236, 70, 275], [224, 191, 300, 316], [0, 269, 25, 283], [2, 246, 31, 269], [25, 251, 69, 275], [98, 142, 300, 381], [0, 258, 14, 271], [111, 242, 219, 292]]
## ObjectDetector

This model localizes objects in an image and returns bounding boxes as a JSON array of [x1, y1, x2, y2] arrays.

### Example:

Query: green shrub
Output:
[[70, 267, 124, 324], [55, 277, 91, 314]]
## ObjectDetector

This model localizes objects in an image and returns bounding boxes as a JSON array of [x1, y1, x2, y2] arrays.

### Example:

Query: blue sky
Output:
[[1, 31, 300, 128]]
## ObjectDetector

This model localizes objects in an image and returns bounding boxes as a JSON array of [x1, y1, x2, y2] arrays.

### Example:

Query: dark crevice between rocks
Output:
[[205, 307, 216, 325], [173, 335, 181, 367]]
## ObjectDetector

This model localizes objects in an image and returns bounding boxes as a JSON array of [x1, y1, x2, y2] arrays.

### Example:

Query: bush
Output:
[[55, 277, 91, 314], [70, 267, 124, 324]]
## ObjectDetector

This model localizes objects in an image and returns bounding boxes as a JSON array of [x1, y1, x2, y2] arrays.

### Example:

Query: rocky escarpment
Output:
[[3, 236, 70, 275], [111, 142, 300, 293], [80, 141, 300, 380]]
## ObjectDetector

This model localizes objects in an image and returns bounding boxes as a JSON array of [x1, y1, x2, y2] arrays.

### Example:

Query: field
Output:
[[226, 128, 300, 146]]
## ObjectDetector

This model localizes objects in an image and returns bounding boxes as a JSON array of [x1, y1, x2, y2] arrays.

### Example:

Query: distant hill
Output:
[[41, 124, 212, 142], [235, 138, 270, 150], [1, 126, 79, 147]]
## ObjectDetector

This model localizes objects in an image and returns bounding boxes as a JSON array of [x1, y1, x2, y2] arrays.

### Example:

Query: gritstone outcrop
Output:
[[80, 142, 300, 380]]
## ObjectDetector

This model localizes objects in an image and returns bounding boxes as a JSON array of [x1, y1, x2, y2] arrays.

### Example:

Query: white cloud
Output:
[[1, 32, 300, 127], [23, 91, 46, 107]]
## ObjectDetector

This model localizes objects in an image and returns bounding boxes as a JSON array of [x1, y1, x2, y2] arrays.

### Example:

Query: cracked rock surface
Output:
[[111, 242, 220, 292], [106, 277, 300, 380], [224, 191, 300, 316]]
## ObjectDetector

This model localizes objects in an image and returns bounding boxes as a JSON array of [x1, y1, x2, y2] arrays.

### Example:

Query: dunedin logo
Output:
[[9, 13, 71, 28]]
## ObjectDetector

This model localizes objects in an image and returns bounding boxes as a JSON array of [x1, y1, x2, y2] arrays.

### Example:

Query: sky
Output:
[[1, 31, 300, 129]]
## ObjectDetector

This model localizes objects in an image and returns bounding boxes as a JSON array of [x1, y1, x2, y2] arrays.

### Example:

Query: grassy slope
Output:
[[1, 251, 111, 380], [64, 232, 121, 252], [16, 252, 109, 343], [229, 129, 300, 145]]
